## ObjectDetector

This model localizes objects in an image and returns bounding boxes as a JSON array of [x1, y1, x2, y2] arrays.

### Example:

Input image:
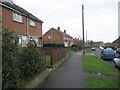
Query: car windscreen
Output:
[[104, 50, 115, 53]]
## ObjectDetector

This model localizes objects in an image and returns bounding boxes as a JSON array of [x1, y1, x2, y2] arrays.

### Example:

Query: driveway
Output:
[[38, 52, 86, 88]]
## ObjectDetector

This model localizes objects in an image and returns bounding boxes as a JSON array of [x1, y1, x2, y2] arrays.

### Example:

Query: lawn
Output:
[[82, 55, 120, 77], [46, 55, 51, 68], [86, 76, 119, 88], [66, 48, 76, 53], [85, 49, 91, 53]]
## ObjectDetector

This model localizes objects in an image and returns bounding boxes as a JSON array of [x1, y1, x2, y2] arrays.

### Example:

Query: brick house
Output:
[[43, 27, 73, 47], [1, 0, 43, 47], [113, 37, 120, 48], [73, 38, 82, 46]]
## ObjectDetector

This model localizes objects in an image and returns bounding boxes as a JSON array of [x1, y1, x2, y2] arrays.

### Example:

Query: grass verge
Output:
[[46, 55, 51, 68], [82, 55, 120, 77], [86, 76, 119, 88], [85, 49, 91, 53]]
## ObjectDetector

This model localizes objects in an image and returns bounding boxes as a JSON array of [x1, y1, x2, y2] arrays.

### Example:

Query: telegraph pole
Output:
[[82, 4, 85, 55], [86, 31, 87, 43]]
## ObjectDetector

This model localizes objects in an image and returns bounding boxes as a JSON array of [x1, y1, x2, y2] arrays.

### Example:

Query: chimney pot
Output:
[[64, 30, 66, 33], [57, 27, 60, 31]]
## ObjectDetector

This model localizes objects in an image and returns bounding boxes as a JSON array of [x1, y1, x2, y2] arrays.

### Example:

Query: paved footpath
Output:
[[38, 52, 86, 88]]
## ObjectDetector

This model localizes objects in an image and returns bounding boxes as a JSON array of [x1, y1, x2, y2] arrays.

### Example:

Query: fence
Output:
[[40, 47, 66, 65]]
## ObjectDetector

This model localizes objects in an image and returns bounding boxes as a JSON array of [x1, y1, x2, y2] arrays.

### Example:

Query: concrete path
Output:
[[39, 52, 86, 88]]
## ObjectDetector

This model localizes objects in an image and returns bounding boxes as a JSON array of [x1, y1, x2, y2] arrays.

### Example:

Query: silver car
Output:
[[113, 57, 120, 68]]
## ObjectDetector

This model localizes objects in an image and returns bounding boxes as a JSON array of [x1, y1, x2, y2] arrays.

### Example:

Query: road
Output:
[[92, 48, 115, 66]]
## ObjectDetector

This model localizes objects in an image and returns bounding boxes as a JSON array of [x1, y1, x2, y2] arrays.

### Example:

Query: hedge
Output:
[[43, 43, 64, 47], [2, 26, 22, 88], [2, 26, 45, 88]]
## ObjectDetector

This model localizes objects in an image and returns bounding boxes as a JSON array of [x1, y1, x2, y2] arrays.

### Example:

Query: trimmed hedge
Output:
[[43, 43, 64, 47]]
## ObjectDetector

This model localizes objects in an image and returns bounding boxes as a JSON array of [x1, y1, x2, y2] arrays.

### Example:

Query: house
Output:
[[73, 38, 82, 46], [43, 27, 73, 47], [1, 0, 43, 47], [113, 37, 120, 48]]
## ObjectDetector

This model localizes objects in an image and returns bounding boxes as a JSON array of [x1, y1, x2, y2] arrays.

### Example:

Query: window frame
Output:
[[30, 19, 36, 27], [13, 12, 23, 23]]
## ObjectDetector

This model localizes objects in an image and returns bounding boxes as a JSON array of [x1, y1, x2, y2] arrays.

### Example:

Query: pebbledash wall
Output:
[[1, 1, 43, 47]]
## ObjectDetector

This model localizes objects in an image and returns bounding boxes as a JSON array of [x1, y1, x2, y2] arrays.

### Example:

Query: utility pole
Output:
[[82, 4, 85, 55], [86, 31, 88, 48], [86, 31, 87, 43]]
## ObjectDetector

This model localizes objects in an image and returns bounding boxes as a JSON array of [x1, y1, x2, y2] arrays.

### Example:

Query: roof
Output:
[[50, 28, 73, 38], [1, 1, 43, 23], [113, 38, 119, 43]]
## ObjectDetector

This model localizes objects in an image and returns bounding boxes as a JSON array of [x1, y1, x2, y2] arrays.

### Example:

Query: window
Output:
[[18, 35, 22, 45], [34, 37, 39, 45], [48, 36, 51, 39], [29, 36, 39, 46], [30, 19, 36, 27], [22, 36, 28, 47], [13, 12, 23, 23], [63, 37, 66, 40], [18, 35, 28, 47]]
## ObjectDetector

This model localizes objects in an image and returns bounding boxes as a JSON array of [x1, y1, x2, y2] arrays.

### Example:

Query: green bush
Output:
[[2, 26, 22, 88], [43, 43, 64, 47], [72, 44, 78, 47], [19, 40, 45, 77], [2, 26, 46, 88]]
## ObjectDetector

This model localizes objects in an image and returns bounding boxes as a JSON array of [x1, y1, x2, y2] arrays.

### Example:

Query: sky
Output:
[[13, 0, 119, 43]]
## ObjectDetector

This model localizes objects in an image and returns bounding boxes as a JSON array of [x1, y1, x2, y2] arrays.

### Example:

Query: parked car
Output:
[[91, 47, 96, 51], [106, 48, 113, 50], [101, 49, 116, 60], [113, 57, 120, 68], [116, 48, 120, 54], [99, 46, 104, 51]]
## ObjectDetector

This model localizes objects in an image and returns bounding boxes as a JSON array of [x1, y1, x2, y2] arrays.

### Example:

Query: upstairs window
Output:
[[30, 19, 36, 27], [48, 36, 51, 39], [13, 12, 23, 23]]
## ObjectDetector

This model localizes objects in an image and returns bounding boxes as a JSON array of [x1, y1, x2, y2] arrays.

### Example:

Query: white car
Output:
[[113, 57, 120, 68]]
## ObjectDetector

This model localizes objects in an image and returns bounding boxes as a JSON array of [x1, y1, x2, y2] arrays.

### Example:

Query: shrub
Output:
[[2, 26, 46, 88], [43, 43, 64, 47], [2, 26, 22, 88], [72, 44, 78, 47], [19, 40, 45, 77]]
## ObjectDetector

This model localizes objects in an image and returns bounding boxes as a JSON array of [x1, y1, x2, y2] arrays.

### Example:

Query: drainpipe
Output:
[[26, 17, 29, 42]]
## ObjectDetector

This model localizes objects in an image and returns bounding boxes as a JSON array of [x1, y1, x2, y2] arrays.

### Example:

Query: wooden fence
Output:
[[40, 47, 66, 65]]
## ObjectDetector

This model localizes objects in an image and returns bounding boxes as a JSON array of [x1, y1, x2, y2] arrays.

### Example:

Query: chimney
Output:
[[57, 27, 60, 31], [64, 30, 66, 33]]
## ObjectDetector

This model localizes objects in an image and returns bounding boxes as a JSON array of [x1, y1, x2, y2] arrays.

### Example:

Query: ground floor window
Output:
[[17, 34, 40, 47], [29, 36, 39, 46], [18, 35, 28, 47]]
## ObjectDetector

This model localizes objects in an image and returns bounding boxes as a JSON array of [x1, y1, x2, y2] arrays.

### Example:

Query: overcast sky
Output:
[[13, 0, 119, 43]]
